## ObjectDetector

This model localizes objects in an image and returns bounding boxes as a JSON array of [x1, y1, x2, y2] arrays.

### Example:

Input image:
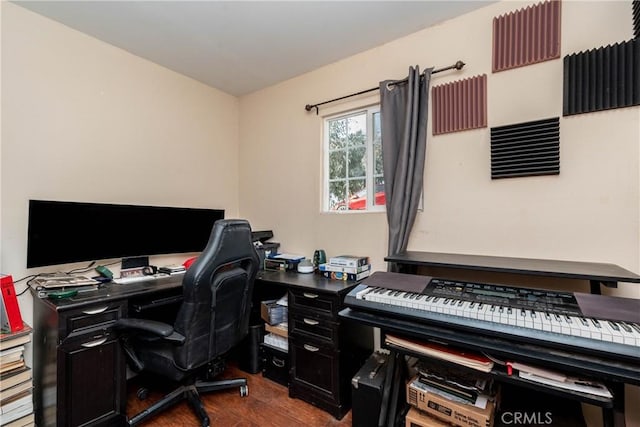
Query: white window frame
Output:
[[322, 105, 384, 213]]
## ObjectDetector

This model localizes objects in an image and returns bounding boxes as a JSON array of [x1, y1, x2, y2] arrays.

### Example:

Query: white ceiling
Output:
[[14, 1, 491, 96]]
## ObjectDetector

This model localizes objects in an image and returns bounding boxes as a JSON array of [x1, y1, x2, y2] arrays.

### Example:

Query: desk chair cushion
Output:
[[134, 266, 253, 382]]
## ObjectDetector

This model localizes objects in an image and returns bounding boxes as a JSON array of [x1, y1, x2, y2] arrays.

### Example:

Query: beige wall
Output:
[[1, 3, 240, 323], [239, 1, 639, 294], [238, 2, 639, 425]]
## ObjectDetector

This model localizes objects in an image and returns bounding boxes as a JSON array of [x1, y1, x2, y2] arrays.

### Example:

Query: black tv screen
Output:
[[27, 200, 225, 268]]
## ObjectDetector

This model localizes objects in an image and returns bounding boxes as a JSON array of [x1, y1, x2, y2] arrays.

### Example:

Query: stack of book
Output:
[[385, 334, 494, 373], [383, 334, 498, 427], [0, 323, 34, 427], [318, 255, 371, 281]]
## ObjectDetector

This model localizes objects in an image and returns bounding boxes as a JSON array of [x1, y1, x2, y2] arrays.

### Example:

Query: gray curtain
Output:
[[380, 66, 432, 271]]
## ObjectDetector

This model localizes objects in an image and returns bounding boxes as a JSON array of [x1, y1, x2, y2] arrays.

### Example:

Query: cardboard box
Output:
[[260, 300, 287, 325], [407, 376, 495, 427], [406, 407, 452, 427]]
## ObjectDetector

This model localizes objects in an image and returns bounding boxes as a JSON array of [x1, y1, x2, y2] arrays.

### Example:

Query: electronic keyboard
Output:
[[344, 277, 640, 361]]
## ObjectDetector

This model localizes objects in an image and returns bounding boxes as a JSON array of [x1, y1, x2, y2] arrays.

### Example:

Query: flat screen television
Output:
[[26, 200, 225, 268]]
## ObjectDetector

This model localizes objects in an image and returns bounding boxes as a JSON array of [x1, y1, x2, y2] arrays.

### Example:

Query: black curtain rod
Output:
[[304, 60, 465, 114]]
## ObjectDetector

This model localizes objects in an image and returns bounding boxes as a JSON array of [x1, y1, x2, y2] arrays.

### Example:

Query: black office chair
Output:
[[117, 219, 260, 426]]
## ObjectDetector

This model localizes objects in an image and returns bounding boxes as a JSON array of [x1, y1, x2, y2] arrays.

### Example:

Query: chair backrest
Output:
[[172, 219, 260, 371]]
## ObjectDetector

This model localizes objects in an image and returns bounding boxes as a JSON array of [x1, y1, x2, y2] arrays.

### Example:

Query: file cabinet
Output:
[[255, 271, 373, 420], [32, 297, 127, 427]]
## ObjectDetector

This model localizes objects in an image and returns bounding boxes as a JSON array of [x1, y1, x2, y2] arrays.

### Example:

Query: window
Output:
[[324, 106, 384, 212]]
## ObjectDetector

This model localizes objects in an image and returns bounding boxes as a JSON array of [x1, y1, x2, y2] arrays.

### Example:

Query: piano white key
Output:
[[624, 322, 640, 346], [616, 321, 638, 346], [355, 286, 374, 299], [571, 316, 593, 338], [524, 309, 534, 329], [540, 312, 553, 331], [531, 311, 542, 330], [489, 305, 500, 323], [564, 315, 583, 337], [476, 304, 489, 320], [604, 321, 625, 344], [516, 309, 526, 327], [459, 301, 473, 318], [550, 314, 563, 333]]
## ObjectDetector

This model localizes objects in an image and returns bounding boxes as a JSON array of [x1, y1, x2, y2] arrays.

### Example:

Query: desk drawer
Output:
[[288, 289, 339, 318], [290, 336, 338, 396], [289, 313, 338, 345], [60, 301, 126, 341]]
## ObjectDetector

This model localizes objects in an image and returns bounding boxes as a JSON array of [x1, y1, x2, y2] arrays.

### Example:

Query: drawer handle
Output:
[[303, 292, 319, 299], [82, 306, 109, 315], [272, 357, 285, 368], [81, 337, 108, 348], [303, 344, 319, 352], [303, 318, 319, 326]]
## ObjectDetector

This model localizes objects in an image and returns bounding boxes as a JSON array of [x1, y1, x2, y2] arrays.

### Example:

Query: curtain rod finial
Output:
[[455, 60, 466, 70], [305, 104, 319, 115]]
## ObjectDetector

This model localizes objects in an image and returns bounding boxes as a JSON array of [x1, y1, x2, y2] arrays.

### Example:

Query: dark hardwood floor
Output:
[[126, 362, 353, 426]]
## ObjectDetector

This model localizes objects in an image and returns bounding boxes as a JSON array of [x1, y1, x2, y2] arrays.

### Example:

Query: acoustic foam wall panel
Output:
[[432, 75, 487, 135], [563, 38, 640, 116], [633, 0, 639, 39], [490, 117, 560, 179], [492, 0, 561, 72]]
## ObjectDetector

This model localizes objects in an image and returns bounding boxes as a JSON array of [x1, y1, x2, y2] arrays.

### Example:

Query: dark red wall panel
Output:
[[493, 0, 562, 72], [432, 75, 487, 136]]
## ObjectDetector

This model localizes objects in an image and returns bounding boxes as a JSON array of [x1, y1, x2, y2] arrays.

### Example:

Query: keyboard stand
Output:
[[340, 307, 638, 427]]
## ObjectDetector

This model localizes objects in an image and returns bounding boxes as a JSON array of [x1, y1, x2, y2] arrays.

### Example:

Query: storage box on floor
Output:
[[406, 407, 452, 427], [260, 343, 289, 386], [406, 376, 496, 427]]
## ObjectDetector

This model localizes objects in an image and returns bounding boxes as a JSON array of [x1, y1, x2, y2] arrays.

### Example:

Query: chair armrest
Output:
[[115, 318, 185, 344]]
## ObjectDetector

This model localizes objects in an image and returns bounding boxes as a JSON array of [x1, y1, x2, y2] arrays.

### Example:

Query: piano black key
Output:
[[620, 323, 632, 333], [609, 321, 620, 331]]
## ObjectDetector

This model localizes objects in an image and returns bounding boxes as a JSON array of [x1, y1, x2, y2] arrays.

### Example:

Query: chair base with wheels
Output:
[[128, 377, 248, 427]]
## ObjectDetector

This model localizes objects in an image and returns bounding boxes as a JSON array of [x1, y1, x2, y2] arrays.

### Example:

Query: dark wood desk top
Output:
[[256, 270, 359, 294], [35, 270, 359, 311], [32, 275, 183, 311], [386, 251, 640, 283]]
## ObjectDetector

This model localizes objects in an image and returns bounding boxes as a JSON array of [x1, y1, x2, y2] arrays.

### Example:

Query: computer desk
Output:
[[31, 270, 371, 426], [31, 274, 184, 427]]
